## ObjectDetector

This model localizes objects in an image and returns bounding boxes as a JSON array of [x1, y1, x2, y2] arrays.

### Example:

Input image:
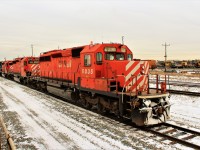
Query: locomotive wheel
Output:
[[23, 79, 28, 85], [37, 83, 43, 91], [19, 79, 24, 84], [79, 93, 86, 107], [97, 103, 105, 114], [78, 94, 84, 106], [85, 102, 92, 110], [71, 92, 79, 103], [40, 83, 47, 93], [97, 103, 102, 113], [79, 99, 85, 106], [97, 96, 105, 114]]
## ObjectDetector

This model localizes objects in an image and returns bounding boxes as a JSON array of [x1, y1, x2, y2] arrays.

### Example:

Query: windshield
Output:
[[28, 59, 39, 64], [105, 53, 125, 60], [116, 53, 124, 60]]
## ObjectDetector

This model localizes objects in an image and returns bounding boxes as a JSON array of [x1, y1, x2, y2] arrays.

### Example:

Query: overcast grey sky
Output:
[[0, 0, 200, 60]]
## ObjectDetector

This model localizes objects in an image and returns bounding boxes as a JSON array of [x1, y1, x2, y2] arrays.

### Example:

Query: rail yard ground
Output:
[[150, 68, 200, 77], [0, 76, 200, 149]]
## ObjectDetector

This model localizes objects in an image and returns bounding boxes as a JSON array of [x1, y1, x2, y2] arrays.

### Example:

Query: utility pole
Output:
[[162, 42, 170, 72], [122, 36, 124, 45], [31, 44, 33, 56]]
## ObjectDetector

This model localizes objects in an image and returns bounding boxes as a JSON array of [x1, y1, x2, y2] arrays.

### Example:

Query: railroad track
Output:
[[150, 88, 200, 96], [98, 113, 200, 149], [15, 80, 200, 149], [168, 89, 200, 96], [150, 80, 200, 88], [149, 79, 200, 96], [143, 122, 200, 149], [2, 77, 200, 149]]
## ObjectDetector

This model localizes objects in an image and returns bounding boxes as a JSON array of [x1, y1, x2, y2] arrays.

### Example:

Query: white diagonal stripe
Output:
[[125, 61, 150, 92], [31, 64, 35, 69], [126, 61, 134, 71], [125, 62, 140, 82], [31, 64, 37, 71], [138, 61, 148, 90]]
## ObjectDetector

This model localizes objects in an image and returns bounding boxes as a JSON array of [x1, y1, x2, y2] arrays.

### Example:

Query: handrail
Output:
[[117, 74, 150, 98], [150, 74, 169, 93], [147, 74, 150, 94], [116, 75, 126, 103]]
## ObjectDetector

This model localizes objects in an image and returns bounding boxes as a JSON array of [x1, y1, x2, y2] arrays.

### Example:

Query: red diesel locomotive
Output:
[[1, 60, 13, 78], [1, 57, 39, 83], [1, 43, 170, 126]]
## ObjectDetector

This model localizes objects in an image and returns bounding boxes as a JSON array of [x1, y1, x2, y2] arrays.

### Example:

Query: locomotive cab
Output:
[[21, 57, 39, 77], [80, 43, 135, 92], [80, 43, 149, 94]]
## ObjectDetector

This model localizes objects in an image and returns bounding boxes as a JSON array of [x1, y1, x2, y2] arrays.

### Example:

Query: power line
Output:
[[122, 36, 124, 45], [31, 44, 33, 56], [162, 42, 170, 72]]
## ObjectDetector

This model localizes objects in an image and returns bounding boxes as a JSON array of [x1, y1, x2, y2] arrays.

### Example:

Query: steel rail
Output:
[[143, 123, 200, 149], [150, 88, 200, 96], [149, 80, 200, 87], [1, 77, 200, 149], [168, 90, 200, 96], [163, 122, 200, 136]]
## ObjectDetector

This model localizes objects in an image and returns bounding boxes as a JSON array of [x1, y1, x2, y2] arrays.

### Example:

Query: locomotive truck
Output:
[[1, 43, 171, 126]]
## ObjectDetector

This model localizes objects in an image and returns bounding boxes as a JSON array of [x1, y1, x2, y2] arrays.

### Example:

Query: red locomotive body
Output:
[[12, 58, 23, 75], [36, 43, 170, 126], [2, 60, 13, 78], [39, 47, 83, 83]]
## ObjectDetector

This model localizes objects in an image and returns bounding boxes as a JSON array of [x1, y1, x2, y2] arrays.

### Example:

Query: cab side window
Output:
[[127, 54, 132, 61], [84, 54, 91, 66], [24, 61, 27, 66], [96, 52, 102, 65]]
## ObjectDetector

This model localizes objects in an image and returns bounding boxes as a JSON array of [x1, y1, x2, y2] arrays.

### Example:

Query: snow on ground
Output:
[[0, 78, 133, 149], [168, 94, 200, 150], [0, 77, 200, 149], [169, 94, 200, 130]]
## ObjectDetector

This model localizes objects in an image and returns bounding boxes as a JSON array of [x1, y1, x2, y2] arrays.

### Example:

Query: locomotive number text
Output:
[[82, 69, 93, 74]]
